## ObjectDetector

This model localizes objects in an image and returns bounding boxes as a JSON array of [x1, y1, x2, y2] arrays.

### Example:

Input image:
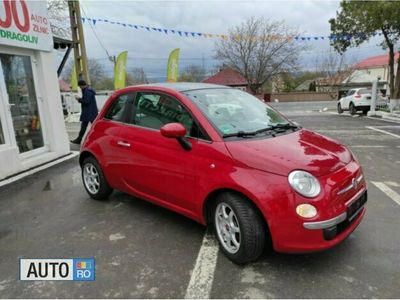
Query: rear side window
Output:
[[359, 89, 372, 95], [347, 90, 355, 96], [133, 92, 194, 132], [130, 92, 209, 140], [104, 93, 134, 122]]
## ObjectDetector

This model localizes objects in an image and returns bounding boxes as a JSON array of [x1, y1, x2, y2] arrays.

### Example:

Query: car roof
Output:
[[133, 82, 230, 92]]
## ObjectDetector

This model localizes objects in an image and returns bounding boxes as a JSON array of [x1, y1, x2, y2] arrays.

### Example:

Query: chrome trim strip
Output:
[[337, 184, 353, 195], [345, 186, 367, 207], [303, 212, 347, 230], [356, 174, 363, 183], [337, 173, 364, 195]]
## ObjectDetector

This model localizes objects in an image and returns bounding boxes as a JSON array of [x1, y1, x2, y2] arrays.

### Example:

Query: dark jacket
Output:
[[79, 86, 98, 122]]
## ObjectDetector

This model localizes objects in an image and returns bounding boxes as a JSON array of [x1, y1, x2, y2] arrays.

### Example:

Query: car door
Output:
[[91, 92, 135, 189], [114, 91, 210, 214]]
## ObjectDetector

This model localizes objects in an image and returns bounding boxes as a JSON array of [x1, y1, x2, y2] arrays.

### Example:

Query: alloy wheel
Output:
[[215, 202, 241, 254], [83, 163, 100, 194]]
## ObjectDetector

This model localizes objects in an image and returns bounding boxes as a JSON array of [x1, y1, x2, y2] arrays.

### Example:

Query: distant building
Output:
[[315, 71, 351, 93], [341, 53, 398, 96], [346, 53, 399, 84], [202, 67, 250, 92], [295, 79, 315, 92]]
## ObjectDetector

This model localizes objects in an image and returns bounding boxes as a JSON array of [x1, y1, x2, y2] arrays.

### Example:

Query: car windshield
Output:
[[183, 88, 290, 137]]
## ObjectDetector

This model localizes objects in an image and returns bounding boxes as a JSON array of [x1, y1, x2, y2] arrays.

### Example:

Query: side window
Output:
[[134, 92, 194, 134], [104, 93, 133, 122], [347, 90, 355, 96]]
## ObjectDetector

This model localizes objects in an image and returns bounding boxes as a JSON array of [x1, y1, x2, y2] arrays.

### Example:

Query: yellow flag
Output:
[[114, 51, 128, 90], [166, 48, 180, 82], [71, 65, 78, 92]]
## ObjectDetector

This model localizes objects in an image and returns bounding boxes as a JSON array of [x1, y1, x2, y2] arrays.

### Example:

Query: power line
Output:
[[80, 4, 114, 63]]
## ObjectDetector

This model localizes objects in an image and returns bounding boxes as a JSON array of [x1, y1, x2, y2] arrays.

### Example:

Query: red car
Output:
[[80, 83, 367, 264]]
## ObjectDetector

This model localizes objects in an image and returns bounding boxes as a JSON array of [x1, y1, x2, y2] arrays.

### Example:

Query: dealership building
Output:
[[0, 1, 70, 181]]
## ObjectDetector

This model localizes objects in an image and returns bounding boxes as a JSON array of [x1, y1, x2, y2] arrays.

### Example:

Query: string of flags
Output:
[[80, 16, 385, 42]]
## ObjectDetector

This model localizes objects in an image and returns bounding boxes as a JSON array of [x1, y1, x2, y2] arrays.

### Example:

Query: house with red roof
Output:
[[202, 67, 251, 92], [344, 53, 399, 87]]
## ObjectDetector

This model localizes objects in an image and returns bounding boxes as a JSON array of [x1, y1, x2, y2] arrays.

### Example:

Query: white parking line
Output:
[[371, 182, 400, 206], [365, 126, 400, 139], [351, 145, 387, 148], [370, 125, 400, 128], [185, 233, 219, 299]]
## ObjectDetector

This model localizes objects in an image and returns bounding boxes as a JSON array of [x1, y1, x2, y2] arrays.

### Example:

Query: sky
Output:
[[58, 0, 388, 81]]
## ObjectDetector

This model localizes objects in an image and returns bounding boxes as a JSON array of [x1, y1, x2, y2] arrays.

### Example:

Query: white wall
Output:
[[347, 64, 398, 84], [0, 46, 70, 180]]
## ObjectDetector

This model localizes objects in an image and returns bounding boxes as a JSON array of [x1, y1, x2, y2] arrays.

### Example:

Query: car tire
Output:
[[337, 103, 343, 114], [363, 109, 369, 115], [349, 103, 357, 115], [82, 156, 113, 200], [213, 192, 266, 264]]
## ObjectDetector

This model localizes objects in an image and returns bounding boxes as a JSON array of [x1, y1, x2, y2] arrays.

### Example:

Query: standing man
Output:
[[70, 80, 98, 144]]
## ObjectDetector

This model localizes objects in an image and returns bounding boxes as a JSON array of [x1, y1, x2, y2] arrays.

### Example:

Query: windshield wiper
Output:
[[222, 123, 299, 138], [268, 123, 299, 131], [222, 127, 272, 138]]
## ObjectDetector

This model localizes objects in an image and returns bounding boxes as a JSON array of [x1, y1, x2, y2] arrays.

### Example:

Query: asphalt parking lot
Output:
[[1, 101, 399, 298]]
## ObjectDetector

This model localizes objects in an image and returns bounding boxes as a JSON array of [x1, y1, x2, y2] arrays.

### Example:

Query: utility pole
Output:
[[68, 0, 90, 84], [368, 77, 379, 116]]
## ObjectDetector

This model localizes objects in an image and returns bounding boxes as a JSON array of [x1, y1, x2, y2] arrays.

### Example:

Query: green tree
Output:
[[281, 72, 320, 92], [329, 1, 400, 99]]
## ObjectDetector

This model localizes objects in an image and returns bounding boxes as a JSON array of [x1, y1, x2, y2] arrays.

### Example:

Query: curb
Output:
[[367, 110, 400, 122]]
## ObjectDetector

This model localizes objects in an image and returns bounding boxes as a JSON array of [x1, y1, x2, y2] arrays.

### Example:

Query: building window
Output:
[[0, 54, 44, 153]]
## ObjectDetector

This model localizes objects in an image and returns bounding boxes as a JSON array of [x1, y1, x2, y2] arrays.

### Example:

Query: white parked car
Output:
[[337, 88, 388, 115]]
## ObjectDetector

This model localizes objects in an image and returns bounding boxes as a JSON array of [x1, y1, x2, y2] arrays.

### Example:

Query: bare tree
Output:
[[62, 58, 108, 89], [314, 50, 357, 98], [214, 17, 306, 94], [47, 0, 71, 38], [127, 68, 149, 85], [178, 65, 206, 82]]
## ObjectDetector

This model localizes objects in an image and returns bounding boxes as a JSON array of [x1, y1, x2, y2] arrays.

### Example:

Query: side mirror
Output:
[[160, 123, 187, 138], [160, 123, 192, 151]]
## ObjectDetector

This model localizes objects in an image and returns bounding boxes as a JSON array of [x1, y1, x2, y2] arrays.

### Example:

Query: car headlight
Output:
[[288, 170, 321, 198]]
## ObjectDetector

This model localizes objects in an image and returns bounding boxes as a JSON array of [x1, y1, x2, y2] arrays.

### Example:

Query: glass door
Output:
[[0, 53, 45, 154]]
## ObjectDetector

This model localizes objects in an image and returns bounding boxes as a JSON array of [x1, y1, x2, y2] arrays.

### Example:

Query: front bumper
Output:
[[269, 186, 367, 253], [303, 211, 347, 230], [304, 189, 367, 241], [303, 187, 367, 230]]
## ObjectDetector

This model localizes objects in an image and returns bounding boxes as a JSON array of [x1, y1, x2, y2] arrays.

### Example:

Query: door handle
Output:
[[117, 141, 131, 148]]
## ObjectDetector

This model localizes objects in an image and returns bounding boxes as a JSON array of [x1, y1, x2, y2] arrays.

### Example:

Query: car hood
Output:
[[225, 129, 352, 177]]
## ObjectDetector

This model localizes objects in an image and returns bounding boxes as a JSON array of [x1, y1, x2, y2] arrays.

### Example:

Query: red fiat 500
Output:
[[80, 83, 367, 264]]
